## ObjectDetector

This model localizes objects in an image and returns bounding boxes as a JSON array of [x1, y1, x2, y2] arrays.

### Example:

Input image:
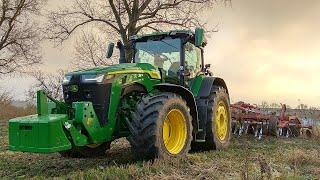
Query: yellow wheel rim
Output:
[[215, 101, 228, 141], [163, 109, 187, 154]]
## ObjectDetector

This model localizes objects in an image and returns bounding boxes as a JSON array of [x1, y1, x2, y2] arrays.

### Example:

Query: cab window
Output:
[[134, 38, 181, 77], [184, 42, 201, 78]]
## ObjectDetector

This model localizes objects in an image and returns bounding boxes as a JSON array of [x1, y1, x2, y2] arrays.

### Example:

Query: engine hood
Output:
[[66, 63, 161, 79]]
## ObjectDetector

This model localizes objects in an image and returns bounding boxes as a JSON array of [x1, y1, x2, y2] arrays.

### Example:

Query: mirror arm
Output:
[[117, 41, 126, 64]]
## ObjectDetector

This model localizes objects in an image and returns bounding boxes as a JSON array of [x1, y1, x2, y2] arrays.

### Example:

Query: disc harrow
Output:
[[231, 102, 309, 139]]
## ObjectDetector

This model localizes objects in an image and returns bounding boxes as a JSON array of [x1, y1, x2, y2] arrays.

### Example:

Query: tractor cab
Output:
[[109, 28, 208, 86]]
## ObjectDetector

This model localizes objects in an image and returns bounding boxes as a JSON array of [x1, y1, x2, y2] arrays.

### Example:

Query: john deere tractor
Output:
[[9, 28, 231, 159]]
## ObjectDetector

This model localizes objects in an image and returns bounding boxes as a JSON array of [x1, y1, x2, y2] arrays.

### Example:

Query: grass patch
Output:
[[0, 134, 319, 179], [0, 121, 8, 152]]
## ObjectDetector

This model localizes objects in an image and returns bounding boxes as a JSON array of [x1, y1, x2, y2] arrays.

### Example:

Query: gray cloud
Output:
[[206, 0, 320, 107]]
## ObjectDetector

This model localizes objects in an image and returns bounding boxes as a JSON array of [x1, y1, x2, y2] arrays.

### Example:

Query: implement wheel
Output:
[[193, 86, 231, 150], [59, 142, 111, 158], [128, 92, 192, 160]]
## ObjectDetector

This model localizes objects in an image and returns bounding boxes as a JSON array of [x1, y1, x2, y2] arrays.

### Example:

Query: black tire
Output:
[[59, 142, 111, 158], [204, 87, 231, 150], [128, 92, 193, 160]]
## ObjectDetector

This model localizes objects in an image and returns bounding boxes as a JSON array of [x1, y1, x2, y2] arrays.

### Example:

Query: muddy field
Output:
[[0, 120, 319, 179]]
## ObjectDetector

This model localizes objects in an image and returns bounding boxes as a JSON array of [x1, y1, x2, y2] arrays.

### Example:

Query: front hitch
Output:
[[8, 91, 73, 153]]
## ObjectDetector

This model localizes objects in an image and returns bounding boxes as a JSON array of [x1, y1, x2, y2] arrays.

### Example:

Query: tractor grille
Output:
[[62, 75, 111, 125]]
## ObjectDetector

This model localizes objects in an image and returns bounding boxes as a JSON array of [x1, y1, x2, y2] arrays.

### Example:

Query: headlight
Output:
[[63, 75, 72, 84], [81, 74, 105, 83]]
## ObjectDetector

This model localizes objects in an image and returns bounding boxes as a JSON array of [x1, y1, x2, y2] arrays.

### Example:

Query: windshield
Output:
[[134, 38, 181, 77]]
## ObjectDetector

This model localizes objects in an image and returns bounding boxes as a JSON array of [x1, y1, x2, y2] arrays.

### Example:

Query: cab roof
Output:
[[130, 30, 194, 41], [130, 29, 207, 47]]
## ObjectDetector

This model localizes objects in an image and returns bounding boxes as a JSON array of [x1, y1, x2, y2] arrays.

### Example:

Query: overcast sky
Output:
[[1, 0, 319, 108]]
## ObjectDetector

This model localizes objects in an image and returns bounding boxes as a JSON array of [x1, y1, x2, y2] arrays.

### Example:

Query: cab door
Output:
[[183, 42, 202, 87]]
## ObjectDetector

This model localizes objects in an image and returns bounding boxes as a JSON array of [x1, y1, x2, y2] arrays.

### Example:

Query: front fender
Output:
[[154, 83, 199, 133]]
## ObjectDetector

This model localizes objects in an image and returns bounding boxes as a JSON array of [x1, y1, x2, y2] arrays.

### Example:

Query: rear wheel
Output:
[[203, 87, 231, 150], [59, 142, 111, 158], [128, 92, 193, 160]]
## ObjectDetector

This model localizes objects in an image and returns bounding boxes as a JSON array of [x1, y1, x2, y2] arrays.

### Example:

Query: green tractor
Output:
[[9, 28, 231, 159]]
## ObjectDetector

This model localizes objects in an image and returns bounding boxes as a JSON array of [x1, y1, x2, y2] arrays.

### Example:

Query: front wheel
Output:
[[128, 92, 193, 160]]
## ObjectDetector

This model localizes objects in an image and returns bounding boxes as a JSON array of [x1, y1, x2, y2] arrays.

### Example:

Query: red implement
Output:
[[231, 102, 304, 139]]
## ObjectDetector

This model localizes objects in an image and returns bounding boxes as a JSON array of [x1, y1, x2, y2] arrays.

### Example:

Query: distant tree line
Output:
[[258, 101, 319, 110], [0, 90, 35, 121]]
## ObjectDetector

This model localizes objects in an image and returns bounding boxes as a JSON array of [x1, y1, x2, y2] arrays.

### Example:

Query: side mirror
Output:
[[106, 42, 115, 58], [195, 28, 204, 47], [204, 64, 213, 76]]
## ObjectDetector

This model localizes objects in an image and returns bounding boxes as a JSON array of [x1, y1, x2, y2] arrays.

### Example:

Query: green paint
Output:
[[37, 91, 48, 116], [9, 114, 71, 153], [190, 75, 205, 97], [73, 102, 110, 143], [103, 73, 161, 141], [67, 122, 88, 146], [9, 91, 72, 152], [66, 63, 160, 78], [195, 28, 205, 47]]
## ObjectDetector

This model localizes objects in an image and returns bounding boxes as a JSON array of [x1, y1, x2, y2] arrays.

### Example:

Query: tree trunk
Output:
[[125, 44, 134, 63]]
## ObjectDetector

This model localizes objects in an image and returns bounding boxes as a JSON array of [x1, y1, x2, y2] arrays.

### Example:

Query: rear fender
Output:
[[194, 77, 230, 141], [198, 77, 229, 98]]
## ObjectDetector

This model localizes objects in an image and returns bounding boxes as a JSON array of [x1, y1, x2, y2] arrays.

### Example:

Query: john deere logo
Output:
[[69, 85, 78, 92]]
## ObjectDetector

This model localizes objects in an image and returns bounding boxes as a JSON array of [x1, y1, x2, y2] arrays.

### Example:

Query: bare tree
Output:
[[0, 89, 35, 121], [73, 32, 117, 69], [47, 0, 223, 64], [26, 69, 66, 101], [269, 103, 281, 109], [297, 103, 308, 110], [259, 101, 269, 109], [0, 0, 45, 74], [0, 89, 11, 106]]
